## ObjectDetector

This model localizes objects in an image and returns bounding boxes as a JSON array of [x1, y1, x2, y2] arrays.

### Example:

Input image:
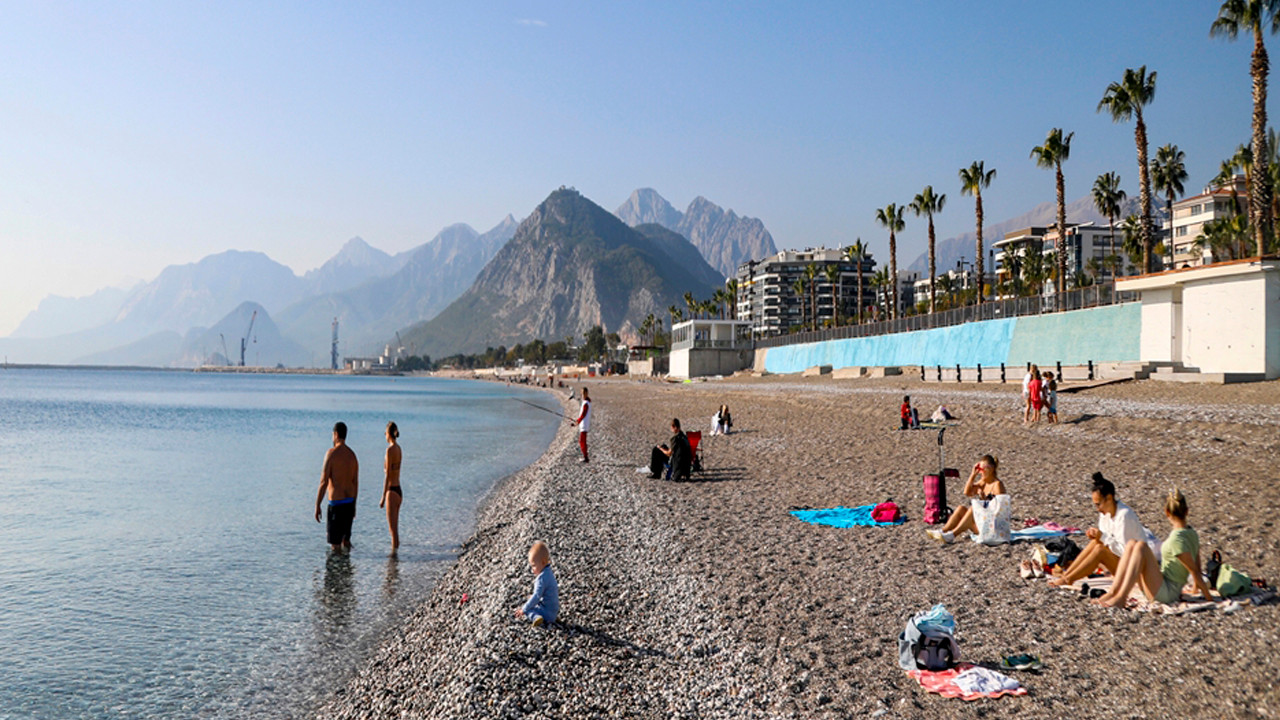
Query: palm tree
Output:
[[1031, 128, 1075, 295], [910, 186, 947, 314], [874, 203, 906, 319], [1150, 144, 1188, 268], [1212, 0, 1280, 255], [936, 274, 956, 310], [870, 268, 891, 320], [1091, 172, 1127, 266], [683, 291, 698, 320], [725, 278, 739, 320], [712, 288, 727, 319], [790, 278, 807, 330], [1098, 66, 1158, 272], [1022, 244, 1050, 296], [958, 161, 997, 305], [820, 264, 840, 325], [844, 239, 870, 324], [803, 263, 819, 329], [1121, 214, 1146, 270]]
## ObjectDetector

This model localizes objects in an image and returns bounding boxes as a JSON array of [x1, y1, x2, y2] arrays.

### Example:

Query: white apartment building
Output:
[[1164, 176, 1247, 267], [735, 248, 875, 336], [993, 223, 1136, 294]]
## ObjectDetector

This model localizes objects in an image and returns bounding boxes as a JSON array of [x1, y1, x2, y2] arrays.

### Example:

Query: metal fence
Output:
[[755, 284, 1139, 349]]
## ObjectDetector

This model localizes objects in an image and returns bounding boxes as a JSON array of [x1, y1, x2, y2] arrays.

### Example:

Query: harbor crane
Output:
[[239, 310, 257, 367], [219, 334, 231, 366]]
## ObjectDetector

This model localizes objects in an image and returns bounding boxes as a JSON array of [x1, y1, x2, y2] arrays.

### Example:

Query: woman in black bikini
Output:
[[379, 421, 403, 552]]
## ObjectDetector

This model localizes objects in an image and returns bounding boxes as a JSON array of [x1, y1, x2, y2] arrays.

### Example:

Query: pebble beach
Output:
[[321, 374, 1280, 719]]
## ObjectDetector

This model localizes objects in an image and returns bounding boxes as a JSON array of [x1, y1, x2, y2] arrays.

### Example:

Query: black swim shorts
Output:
[[327, 501, 356, 546]]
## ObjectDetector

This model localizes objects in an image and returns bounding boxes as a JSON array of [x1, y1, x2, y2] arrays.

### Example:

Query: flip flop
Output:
[[1000, 654, 1043, 671]]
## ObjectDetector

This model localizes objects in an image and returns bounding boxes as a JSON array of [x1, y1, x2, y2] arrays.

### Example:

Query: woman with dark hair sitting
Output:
[[1048, 472, 1157, 587]]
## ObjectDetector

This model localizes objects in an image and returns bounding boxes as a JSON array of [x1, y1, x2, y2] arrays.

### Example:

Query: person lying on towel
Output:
[[927, 455, 1004, 543], [1049, 472, 1158, 587], [1092, 488, 1213, 608]]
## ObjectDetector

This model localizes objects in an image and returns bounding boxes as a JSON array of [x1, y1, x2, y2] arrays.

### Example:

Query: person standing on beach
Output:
[[574, 387, 591, 463], [378, 421, 402, 552], [1022, 364, 1039, 423], [315, 421, 359, 551]]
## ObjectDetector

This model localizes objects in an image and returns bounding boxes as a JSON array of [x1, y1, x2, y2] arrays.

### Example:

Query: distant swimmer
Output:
[[315, 421, 359, 551], [379, 421, 403, 552]]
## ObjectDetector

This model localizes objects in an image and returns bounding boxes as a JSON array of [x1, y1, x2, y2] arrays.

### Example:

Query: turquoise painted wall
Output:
[[1005, 303, 1141, 366], [762, 303, 1141, 374]]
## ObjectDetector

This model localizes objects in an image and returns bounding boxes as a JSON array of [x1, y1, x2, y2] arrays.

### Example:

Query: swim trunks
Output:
[[327, 498, 356, 546]]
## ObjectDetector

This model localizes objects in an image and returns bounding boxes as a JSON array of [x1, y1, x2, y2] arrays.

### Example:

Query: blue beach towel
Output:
[[790, 505, 907, 528]]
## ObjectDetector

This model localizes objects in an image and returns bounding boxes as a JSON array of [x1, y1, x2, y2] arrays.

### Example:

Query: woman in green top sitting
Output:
[[1092, 488, 1213, 608]]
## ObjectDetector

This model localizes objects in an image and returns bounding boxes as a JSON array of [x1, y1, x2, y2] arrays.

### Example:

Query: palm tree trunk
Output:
[[856, 264, 864, 324], [975, 190, 985, 305], [889, 231, 899, 320], [1253, 31, 1272, 255], [1055, 164, 1067, 296], [927, 215, 937, 314], [1135, 112, 1154, 272]]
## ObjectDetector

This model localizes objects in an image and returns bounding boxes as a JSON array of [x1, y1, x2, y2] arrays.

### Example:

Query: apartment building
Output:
[[993, 222, 1136, 294], [735, 248, 876, 337], [1164, 176, 1247, 267]]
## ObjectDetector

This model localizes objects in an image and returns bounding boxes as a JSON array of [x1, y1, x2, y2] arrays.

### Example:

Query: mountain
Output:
[[72, 331, 184, 368], [113, 250, 306, 334], [401, 189, 724, 357], [176, 302, 310, 368], [615, 188, 682, 228], [275, 216, 519, 358], [303, 237, 404, 296], [9, 285, 136, 339], [614, 189, 778, 278], [906, 195, 1157, 275]]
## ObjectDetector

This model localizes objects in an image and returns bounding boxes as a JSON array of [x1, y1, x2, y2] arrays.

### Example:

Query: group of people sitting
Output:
[[927, 458, 1215, 607]]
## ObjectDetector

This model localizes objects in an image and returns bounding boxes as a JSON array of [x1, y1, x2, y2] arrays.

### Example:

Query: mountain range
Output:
[[614, 188, 777, 278], [402, 189, 724, 358]]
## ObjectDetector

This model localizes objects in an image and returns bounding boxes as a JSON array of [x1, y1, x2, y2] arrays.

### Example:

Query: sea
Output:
[[0, 368, 561, 719]]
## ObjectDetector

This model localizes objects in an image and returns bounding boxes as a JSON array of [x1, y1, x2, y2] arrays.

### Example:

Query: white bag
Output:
[[971, 494, 1012, 545]]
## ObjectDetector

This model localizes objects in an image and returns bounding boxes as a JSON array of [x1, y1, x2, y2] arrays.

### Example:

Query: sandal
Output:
[[1000, 654, 1043, 671]]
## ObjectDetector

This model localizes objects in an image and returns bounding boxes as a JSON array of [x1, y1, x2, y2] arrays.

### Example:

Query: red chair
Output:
[[686, 431, 703, 472]]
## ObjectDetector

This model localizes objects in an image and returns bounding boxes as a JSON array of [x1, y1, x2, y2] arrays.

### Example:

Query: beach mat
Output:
[[907, 664, 1027, 701], [790, 505, 907, 528], [1050, 573, 1276, 614], [971, 524, 1083, 545]]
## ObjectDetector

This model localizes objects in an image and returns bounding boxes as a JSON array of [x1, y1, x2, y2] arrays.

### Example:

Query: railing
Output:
[[755, 284, 1139, 349]]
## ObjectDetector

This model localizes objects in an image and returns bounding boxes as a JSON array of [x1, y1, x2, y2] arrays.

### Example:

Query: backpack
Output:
[[897, 607, 959, 672], [871, 502, 901, 523], [1045, 537, 1081, 569], [1208, 551, 1252, 597]]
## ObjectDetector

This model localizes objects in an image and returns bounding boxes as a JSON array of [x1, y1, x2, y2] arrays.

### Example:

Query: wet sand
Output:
[[321, 374, 1280, 719]]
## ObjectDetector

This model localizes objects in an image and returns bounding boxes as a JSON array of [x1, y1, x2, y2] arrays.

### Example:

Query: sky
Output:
[[0, 1, 1265, 334]]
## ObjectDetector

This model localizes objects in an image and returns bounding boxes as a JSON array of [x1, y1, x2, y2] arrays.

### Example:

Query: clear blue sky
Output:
[[0, 0, 1262, 333]]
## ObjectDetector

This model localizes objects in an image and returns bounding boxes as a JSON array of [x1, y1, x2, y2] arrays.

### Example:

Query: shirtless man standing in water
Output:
[[315, 421, 359, 551]]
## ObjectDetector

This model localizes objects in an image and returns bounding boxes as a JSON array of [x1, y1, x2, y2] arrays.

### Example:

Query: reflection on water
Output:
[[316, 551, 358, 642], [383, 554, 401, 600]]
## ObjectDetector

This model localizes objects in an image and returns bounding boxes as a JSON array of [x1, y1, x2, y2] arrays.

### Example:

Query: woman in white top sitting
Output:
[[927, 455, 1005, 543], [711, 404, 732, 435], [1049, 472, 1157, 587]]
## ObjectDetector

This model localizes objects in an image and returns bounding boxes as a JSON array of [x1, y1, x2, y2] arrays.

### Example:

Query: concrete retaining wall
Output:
[[759, 303, 1141, 375]]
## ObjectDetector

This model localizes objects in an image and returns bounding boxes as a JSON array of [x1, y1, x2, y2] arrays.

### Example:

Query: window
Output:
[[1176, 226, 1188, 237]]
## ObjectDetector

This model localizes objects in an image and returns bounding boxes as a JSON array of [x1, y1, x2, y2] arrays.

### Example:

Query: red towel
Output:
[[907, 664, 1027, 701]]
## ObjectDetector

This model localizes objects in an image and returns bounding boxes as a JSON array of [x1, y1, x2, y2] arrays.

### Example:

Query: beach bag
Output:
[[871, 502, 901, 523], [923, 475, 949, 525], [971, 495, 1012, 545], [897, 605, 959, 672], [1208, 552, 1252, 597], [1045, 537, 1081, 569]]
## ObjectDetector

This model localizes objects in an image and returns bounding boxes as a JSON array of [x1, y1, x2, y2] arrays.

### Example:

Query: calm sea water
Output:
[[0, 369, 560, 720]]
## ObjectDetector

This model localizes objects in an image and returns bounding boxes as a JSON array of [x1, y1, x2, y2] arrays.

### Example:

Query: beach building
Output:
[[1163, 176, 1247, 268], [735, 248, 875, 337], [668, 318, 754, 378]]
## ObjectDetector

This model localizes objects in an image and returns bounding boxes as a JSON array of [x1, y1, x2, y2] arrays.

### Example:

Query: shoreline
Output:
[[320, 375, 1280, 719]]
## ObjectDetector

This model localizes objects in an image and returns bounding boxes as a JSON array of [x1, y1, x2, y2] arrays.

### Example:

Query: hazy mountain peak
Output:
[[616, 188, 682, 228]]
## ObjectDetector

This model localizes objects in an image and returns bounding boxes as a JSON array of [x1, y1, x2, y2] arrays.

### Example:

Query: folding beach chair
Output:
[[687, 431, 703, 473]]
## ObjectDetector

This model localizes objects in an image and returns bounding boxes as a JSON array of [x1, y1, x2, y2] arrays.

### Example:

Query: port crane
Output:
[[219, 334, 231, 366], [239, 310, 257, 367]]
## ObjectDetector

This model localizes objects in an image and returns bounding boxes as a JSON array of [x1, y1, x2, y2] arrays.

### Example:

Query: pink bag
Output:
[[872, 501, 901, 523]]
